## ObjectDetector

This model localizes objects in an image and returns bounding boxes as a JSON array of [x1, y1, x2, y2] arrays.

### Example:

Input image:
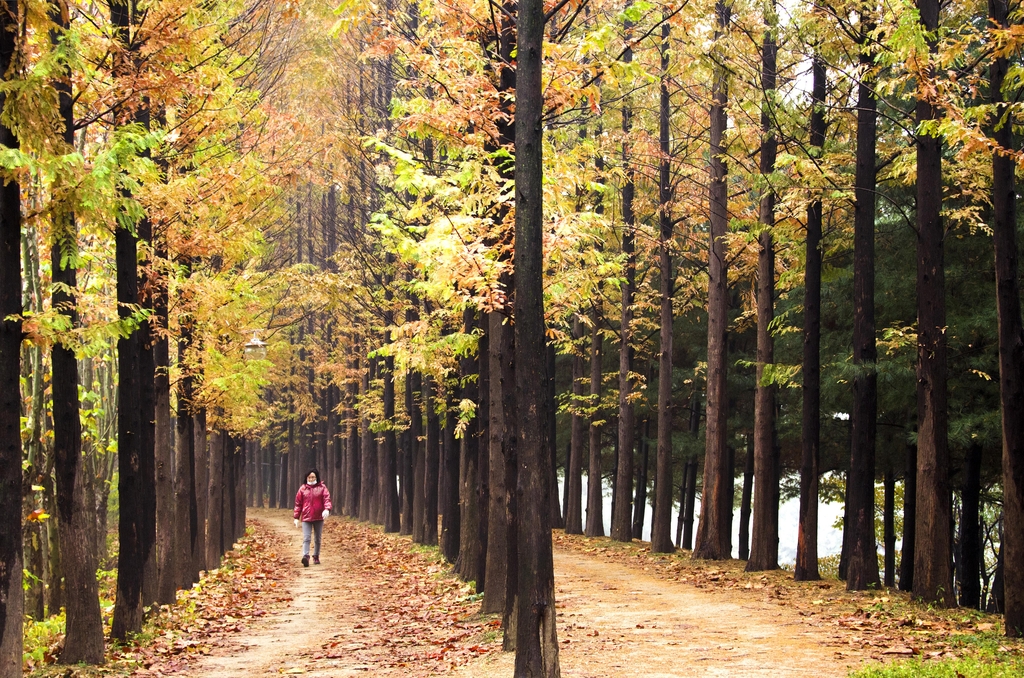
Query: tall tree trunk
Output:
[[402, 370, 414, 535], [585, 305, 605, 537], [484, 310, 512, 612], [739, 444, 754, 561], [748, 7, 779, 572], [989, 0, 1024, 633], [441, 387, 461, 562], [611, 10, 637, 543], [359, 365, 376, 521], [345, 354, 361, 517], [48, 3, 103, 661], [884, 468, 895, 588], [193, 408, 208, 576], [424, 375, 441, 545], [632, 420, 649, 540], [174, 324, 197, 588], [796, 52, 826, 582], [514, 0, 560, 666], [960, 445, 982, 608], [0, 3, 22, 666], [206, 430, 224, 569], [652, 16, 674, 554], [846, 9, 881, 591], [900, 441, 917, 591], [565, 316, 585, 535], [411, 371, 426, 543], [694, 0, 732, 561], [153, 249, 174, 604], [546, 341, 561, 530], [383, 345, 401, 532], [456, 310, 482, 584], [913, 0, 953, 607], [681, 396, 701, 549]]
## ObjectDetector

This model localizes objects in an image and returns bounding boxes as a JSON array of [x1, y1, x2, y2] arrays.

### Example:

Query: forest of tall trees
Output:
[[4, 0, 1024, 673]]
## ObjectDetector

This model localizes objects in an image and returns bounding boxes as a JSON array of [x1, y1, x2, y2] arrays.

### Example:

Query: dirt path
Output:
[[188, 510, 872, 677], [456, 550, 871, 678], [188, 508, 376, 677]]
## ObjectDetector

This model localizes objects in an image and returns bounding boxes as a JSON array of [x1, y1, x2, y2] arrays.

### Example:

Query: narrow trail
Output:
[[190, 510, 872, 677]]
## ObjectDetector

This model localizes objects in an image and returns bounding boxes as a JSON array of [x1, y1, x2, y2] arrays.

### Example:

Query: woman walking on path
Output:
[[294, 468, 332, 566]]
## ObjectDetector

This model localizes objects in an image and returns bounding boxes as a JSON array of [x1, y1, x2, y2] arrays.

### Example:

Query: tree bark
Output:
[[48, 3, 103, 661], [694, 0, 733, 561], [0, 0, 22, 659], [193, 408, 208, 576], [652, 16, 674, 554], [611, 10, 637, 543], [441, 387, 461, 562], [900, 441, 917, 591], [514, 0, 560, 667], [484, 310, 512, 612], [912, 0, 953, 607], [796, 52, 826, 582], [359, 365, 376, 522], [739, 445, 754, 561], [456, 310, 482, 584], [846, 10, 882, 591], [424, 375, 441, 545], [585, 306, 605, 537], [565, 316, 585, 535], [989, 0, 1024, 633], [206, 430, 224, 570]]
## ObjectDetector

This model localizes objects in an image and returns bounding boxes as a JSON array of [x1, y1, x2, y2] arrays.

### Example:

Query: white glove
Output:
[[294, 519, 300, 529], [322, 509, 330, 519]]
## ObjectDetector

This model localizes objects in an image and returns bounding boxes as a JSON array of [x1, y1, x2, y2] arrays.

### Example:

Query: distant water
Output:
[[559, 474, 845, 564]]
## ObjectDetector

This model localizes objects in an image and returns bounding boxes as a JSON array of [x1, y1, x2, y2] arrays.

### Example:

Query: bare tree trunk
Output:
[[514, 0, 560, 663], [694, 0, 732, 561], [585, 306, 605, 538], [846, 9, 881, 591], [424, 375, 441, 545], [193, 409, 208, 576], [565, 316, 585, 535], [611, 10, 637, 543], [748, 8, 779, 572], [989, 0, 1024, 634], [796, 51, 826, 582], [651, 15, 674, 554]]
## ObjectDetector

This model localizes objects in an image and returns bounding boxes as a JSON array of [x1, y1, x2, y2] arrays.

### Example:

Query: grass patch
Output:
[[850, 631, 1024, 677]]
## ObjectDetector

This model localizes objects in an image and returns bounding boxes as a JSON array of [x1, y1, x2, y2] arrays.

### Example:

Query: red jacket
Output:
[[293, 482, 332, 522]]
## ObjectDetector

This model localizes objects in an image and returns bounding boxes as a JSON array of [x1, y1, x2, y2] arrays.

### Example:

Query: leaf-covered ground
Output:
[[31, 513, 1024, 677], [549, 532, 1024, 670]]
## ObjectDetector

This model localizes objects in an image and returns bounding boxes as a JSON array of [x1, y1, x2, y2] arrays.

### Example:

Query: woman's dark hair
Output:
[[306, 468, 321, 484]]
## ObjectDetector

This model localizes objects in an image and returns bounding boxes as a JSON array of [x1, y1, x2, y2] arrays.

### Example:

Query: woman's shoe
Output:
[[313, 556, 320, 565], [301, 555, 309, 567]]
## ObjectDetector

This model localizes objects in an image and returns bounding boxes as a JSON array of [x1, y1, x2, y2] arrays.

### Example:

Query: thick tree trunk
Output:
[[565, 317, 585, 535], [441, 388, 461, 563], [739, 445, 753, 561], [884, 469, 895, 588], [0, 0, 22, 657], [359, 366, 376, 522], [484, 310, 512, 612], [383, 348, 401, 532], [652, 17, 674, 554], [514, 0, 560, 664], [913, 0, 953, 607], [193, 409, 208, 576], [154, 283, 174, 604], [456, 310, 482, 584], [206, 430, 224, 569], [694, 0, 732, 561], [424, 375, 441, 546], [632, 421, 649, 540], [345, 355, 361, 517], [796, 54, 826, 582], [959, 454, 982, 605], [846, 12, 881, 591], [411, 371, 425, 543], [402, 370, 415, 536], [989, 0, 1024, 633], [585, 306, 605, 537], [900, 441, 917, 591], [611, 18, 637, 542], [748, 10, 779, 573], [478, 327, 491, 588], [48, 6, 103, 661]]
